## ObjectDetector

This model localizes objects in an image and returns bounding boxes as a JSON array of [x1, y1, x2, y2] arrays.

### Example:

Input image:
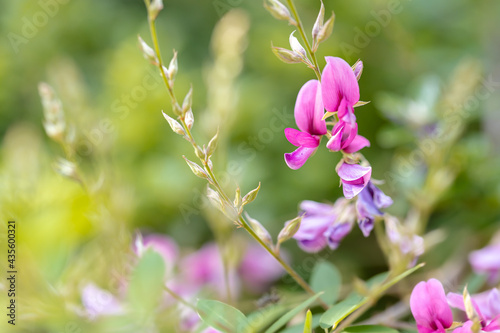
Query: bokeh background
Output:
[[1, 0, 500, 331]]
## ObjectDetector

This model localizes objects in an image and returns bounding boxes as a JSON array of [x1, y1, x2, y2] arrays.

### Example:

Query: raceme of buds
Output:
[[138, 35, 157, 64], [148, 0, 163, 21], [183, 156, 208, 179], [242, 183, 261, 206], [263, 0, 296, 25], [245, 212, 273, 247], [38, 82, 66, 142], [162, 111, 185, 135], [271, 45, 303, 64]]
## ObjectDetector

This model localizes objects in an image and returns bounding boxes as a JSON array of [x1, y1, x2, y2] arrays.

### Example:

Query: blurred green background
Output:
[[1, 0, 500, 331]]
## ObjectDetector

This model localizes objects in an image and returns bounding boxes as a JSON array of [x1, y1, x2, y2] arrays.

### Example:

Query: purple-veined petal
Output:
[[343, 135, 370, 153], [296, 132, 321, 148], [410, 279, 453, 332], [321, 57, 360, 113], [371, 183, 394, 209], [297, 237, 328, 253], [284, 146, 317, 170], [343, 182, 368, 200], [358, 217, 374, 237], [295, 80, 327, 135], [326, 123, 344, 151], [324, 222, 352, 249], [293, 216, 332, 240], [300, 200, 335, 216]]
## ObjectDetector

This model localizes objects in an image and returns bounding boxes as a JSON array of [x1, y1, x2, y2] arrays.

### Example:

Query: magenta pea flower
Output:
[[337, 162, 372, 199], [321, 56, 360, 124], [447, 288, 500, 331], [469, 244, 500, 285], [284, 79, 327, 169], [81, 283, 124, 320], [410, 279, 453, 333], [356, 181, 393, 236], [326, 120, 370, 154]]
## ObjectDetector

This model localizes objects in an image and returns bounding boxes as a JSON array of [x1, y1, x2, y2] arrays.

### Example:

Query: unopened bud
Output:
[[38, 82, 66, 142], [207, 186, 224, 212], [263, 0, 296, 25], [352, 60, 363, 80], [234, 187, 242, 208], [53, 158, 78, 180], [278, 215, 302, 244], [242, 182, 261, 206], [182, 86, 193, 114], [162, 111, 185, 135], [183, 156, 208, 179], [138, 35, 157, 63], [245, 212, 273, 247], [148, 0, 163, 21], [168, 51, 178, 84], [206, 129, 219, 158], [289, 31, 307, 60], [184, 108, 194, 130], [271, 45, 302, 64], [312, 1, 325, 51], [316, 12, 335, 45]]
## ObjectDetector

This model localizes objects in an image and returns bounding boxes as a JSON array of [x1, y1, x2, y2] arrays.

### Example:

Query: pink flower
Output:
[[321, 57, 360, 124], [284, 79, 327, 169], [337, 162, 372, 199], [81, 283, 124, 320], [469, 244, 500, 285], [410, 279, 453, 333], [326, 120, 370, 154], [448, 288, 500, 331], [133, 233, 179, 276]]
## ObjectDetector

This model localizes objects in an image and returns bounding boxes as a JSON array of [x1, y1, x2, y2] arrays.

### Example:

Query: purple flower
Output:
[[284, 79, 327, 169], [81, 283, 124, 320], [326, 120, 370, 154], [356, 181, 393, 236], [134, 233, 179, 276], [292, 199, 355, 253], [469, 244, 500, 285], [337, 162, 372, 199], [385, 215, 424, 268], [238, 244, 286, 293], [410, 279, 453, 333], [448, 288, 500, 330], [321, 57, 360, 124]]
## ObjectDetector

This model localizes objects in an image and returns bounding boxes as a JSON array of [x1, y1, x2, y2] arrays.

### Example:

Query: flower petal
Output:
[[284, 146, 317, 170], [296, 132, 321, 148], [343, 135, 370, 153], [295, 80, 327, 135], [285, 128, 302, 146], [410, 279, 453, 332], [324, 223, 352, 250], [337, 163, 372, 183], [321, 57, 360, 112]]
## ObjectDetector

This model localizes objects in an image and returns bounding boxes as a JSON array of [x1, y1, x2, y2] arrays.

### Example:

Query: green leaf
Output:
[[127, 249, 166, 319], [310, 261, 341, 305], [342, 325, 399, 333], [319, 294, 366, 329], [242, 304, 288, 332], [303, 310, 313, 333], [380, 263, 425, 293], [265, 292, 323, 333], [197, 299, 249, 333]]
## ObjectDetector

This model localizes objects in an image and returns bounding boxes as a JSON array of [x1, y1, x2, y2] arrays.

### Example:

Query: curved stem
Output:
[[286, 0, 322, 80]]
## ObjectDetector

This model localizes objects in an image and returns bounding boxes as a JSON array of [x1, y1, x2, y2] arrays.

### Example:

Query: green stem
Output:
[[164, 285, 197, 312], [286, 0, 322, 80]]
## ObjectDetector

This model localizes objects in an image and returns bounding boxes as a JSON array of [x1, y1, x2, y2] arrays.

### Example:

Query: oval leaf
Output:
[[319, 294, 366, 329], [310, 261, 341, 305], [197, 299, 249, 333]]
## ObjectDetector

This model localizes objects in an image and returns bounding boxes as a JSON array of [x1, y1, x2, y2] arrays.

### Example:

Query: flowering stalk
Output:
[[142, 0, 327, 309]]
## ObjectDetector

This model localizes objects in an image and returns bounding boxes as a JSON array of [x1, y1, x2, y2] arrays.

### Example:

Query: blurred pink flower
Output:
[[284, 79, 327, 169], [448, 288, 500, 331], [81, 283, 124, 320], [469, 244, 500, 285], [410, 279, 453, 333], [133, 233, 179, 276]]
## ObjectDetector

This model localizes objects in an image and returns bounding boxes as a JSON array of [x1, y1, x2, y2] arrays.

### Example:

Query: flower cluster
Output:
[[80, 234, 285, 332], [410, 279, 500, 333], [284, 57, 370, 199]]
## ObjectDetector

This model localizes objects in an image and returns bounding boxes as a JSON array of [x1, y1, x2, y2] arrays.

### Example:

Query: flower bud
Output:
[[312, 1, 325, 51], [245, 212, 273, 247], [289, 31, 307, 60], [183, 156, 208, 179], [53, 157, 78, 180], [316, 12, 335, 45], [182, 86, 193, 115], [38, 82, 66, 142], [207, 186, 224, 212], [242, 182, 261, 206], [184, 108, 194, 130], [162, 111, 185, 135], [138, 35, 157, 64], [352, 60, 363, 80], [278, 215, 302, 245], [167, 51, 178, 85], [234, 186, 242, 208], [148, 0, 163, 21], [271, 45, 302, 64], [263, 0, 296, 25], [206, 128, 219, 158]]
